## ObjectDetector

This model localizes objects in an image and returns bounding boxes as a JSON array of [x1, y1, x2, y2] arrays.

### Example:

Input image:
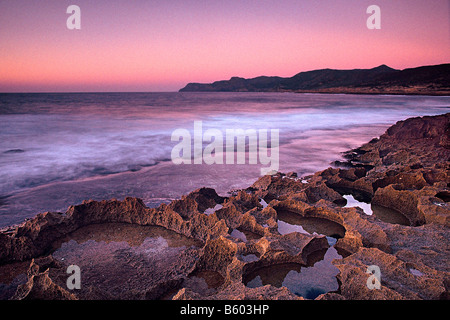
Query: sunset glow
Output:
[[0, 0, 448, 92]]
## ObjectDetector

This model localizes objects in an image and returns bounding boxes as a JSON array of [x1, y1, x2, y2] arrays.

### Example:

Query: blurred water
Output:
[[0, 92, 448, 227]]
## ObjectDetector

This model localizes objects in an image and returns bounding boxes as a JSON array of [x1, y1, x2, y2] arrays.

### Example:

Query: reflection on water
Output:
[[277, 210, 346, 239], [242, 208, 345, 299], [343, 194, 373, 215], [230, 228, 262, 242], [52, 222, 202, 249], [244, 247, 342, 299], [51, 223, 202, 299], [230, 229, 247, 242], [343, 193, 411, 225], [277, 220, 310, 236], [173, 269, 226, 299], [371, 204, 411, 226]]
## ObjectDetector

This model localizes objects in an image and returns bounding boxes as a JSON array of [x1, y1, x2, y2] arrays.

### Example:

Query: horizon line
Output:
[[1, 62, 448, 94]]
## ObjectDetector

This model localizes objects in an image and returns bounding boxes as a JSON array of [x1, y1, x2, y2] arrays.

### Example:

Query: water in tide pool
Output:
[[0, 92, 449, 227]]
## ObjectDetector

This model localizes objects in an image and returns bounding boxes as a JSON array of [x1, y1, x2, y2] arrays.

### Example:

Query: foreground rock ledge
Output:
[[0, 113, 449, 300]]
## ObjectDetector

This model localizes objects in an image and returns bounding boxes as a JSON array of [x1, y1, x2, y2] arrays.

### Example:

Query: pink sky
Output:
[[0, 0, 448, 92]]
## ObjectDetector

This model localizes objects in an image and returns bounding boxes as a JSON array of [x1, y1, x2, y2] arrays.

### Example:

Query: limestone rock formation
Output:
[[0, 113, 448, 300]]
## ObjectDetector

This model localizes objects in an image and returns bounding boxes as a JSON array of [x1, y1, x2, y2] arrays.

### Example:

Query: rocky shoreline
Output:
[[0, 113, 449, 300]]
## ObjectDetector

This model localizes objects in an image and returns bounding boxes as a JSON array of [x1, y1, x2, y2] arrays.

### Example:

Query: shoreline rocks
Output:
[[0, 113, 449, 300]]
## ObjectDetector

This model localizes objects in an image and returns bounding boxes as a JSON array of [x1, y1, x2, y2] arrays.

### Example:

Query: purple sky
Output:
[[0, 0, 448, 92]]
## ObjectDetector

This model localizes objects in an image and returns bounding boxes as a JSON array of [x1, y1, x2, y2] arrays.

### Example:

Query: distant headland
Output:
[[179, 63, 450, 95]]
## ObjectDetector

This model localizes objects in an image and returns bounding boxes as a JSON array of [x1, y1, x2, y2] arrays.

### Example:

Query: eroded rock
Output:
[[0, 113, 448, 300]]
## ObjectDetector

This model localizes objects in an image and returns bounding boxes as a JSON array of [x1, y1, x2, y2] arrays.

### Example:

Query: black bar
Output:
[[1, 300, 447, 318]]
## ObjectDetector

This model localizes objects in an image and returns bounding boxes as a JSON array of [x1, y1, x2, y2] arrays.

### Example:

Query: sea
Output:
[[0, 92, 449, 227]]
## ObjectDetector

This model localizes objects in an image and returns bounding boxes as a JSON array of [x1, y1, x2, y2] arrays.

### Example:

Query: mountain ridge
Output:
[[179, 63, 450, 95]]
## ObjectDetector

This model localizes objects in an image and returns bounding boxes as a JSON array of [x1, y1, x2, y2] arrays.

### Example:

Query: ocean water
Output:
[[0, 92, 449, 227]]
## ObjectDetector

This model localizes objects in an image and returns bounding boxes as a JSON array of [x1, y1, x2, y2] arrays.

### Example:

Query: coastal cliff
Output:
[[179, 63, 450, 95]]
